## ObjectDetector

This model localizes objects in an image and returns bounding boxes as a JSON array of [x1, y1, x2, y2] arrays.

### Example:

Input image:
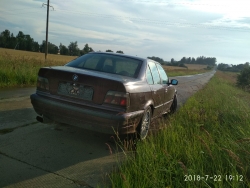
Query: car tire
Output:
[[137, 106, 152, 140], [170, 95, 177, 114]]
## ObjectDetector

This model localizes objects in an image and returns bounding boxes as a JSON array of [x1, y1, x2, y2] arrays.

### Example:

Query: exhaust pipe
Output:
[[36, 116, 44, 123]]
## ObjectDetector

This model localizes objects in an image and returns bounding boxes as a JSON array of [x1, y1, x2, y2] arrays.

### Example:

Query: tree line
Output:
[[0, 29, 40, 52], [217, 62, 249, 72], [0, 29, 94, 56], [0, 29, 124, 56], [148, 56, 217, 67]]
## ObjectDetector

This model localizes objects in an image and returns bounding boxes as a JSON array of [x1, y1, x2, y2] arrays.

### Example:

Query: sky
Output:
[[0, 0, 249, 65]]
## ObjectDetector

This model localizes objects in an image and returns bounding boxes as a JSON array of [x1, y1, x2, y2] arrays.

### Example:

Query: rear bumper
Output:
[[30, 93, 144, 135]]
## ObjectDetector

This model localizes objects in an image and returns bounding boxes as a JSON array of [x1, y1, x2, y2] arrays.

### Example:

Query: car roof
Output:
[[89, 52, 146, 62]]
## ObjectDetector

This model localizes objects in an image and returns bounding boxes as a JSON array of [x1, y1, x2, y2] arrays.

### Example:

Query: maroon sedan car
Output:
[[30, 52, 178, 139]]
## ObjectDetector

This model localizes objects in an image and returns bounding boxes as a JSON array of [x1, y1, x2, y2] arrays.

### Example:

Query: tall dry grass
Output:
[[0, 48, 76, 87]]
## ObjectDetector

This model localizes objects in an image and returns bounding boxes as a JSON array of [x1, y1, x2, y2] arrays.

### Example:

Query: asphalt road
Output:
[[0, 70, 216, 188]]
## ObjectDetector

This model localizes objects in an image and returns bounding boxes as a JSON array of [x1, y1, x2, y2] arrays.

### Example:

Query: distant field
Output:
[[162, 65, 186, 70], [0, 48, 77, 63], [163, 64, 207, 70], [163, 64, 210, 77], [185, 64, 208, 70]]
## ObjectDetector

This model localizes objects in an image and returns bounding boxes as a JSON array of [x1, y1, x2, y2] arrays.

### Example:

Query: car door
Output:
[[147, 61, 165, 116], [156, 63, 175, 111]]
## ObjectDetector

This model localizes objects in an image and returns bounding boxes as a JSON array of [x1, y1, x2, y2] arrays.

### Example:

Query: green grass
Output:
[[109, 72, 250, 188]]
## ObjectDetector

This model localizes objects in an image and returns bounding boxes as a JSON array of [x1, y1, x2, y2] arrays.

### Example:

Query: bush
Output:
[[237, 66, 250, 91], [178, 63, 187, 68], [204, 65, 212, 70]]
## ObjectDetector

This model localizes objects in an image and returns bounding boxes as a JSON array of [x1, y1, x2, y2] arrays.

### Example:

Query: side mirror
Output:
[[170, 79, 178, 85]]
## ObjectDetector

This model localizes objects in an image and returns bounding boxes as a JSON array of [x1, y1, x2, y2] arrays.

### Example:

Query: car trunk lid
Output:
[[38, 66, 129, 105]]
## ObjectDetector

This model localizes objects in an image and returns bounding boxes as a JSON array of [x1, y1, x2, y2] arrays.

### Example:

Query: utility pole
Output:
[[42, 1, 54, 60], [45, 0, 49, 60]]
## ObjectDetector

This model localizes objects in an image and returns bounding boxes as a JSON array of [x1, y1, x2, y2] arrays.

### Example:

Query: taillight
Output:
[[104, 91, 130, 107], [37, 76, 49, 91]]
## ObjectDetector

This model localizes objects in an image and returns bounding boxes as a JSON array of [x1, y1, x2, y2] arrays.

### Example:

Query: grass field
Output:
[[0, 48, 76, 62], [0, 48, 210, 88], [108, 71, 250, 188], [0, 48, 77, 88], [163, 64, 210, 77]]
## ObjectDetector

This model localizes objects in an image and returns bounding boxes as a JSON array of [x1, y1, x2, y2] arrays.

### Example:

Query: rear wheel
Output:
[[137, 107, 152, 140]]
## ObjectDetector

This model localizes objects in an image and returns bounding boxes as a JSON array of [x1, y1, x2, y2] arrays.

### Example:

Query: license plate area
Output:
[[57, 82, 93, 101]]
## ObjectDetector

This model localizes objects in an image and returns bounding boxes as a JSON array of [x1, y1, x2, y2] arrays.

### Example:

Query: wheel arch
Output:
[[143, 100, 154, 116]]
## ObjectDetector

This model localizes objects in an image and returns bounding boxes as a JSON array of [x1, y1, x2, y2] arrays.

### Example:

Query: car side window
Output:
[[148, 61, 161, 84], [146, 65, 154, 84], [156, 64, 169, 84]]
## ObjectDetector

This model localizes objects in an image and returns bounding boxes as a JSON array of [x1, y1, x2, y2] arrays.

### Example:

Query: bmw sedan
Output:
[[30, 52, 178, 139]]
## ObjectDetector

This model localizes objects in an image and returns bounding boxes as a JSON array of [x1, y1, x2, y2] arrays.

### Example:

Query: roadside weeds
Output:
[[107, 71, 250, 188]]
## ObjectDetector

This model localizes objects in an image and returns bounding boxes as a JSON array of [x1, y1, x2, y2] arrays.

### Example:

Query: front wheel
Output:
[[137, 107, 152, 140]]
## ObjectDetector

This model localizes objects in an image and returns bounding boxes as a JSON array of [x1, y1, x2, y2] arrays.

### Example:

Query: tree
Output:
[[171, 58, 175, 64], [24, 35, 33, 51], [16, 31, 25, 50], [15, 32, 37, 51], [80, 43, 93, 55], [244, 62, 249, 68], [10, 33, 17, 49], [40, 40, 59, 54], [237, 66, 250, 92], [148, 56, 164, 64], [32, 41, 40, 52], [116, 50, 123, 54], [191, 57, 196, 64], [68, 41, 80, 56], [106, 49, 113, 52], [0, 29, 11, 48], [59, 43, 69, 55], [180, 57, 186, 64]]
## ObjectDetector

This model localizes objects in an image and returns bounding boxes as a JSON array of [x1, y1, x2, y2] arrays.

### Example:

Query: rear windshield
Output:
[[65, 53, 142, 78]]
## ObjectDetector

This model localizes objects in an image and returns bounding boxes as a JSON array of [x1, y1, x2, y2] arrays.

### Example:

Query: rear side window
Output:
[[156, 64, 169, 84], [148, 61, 161, 84]]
